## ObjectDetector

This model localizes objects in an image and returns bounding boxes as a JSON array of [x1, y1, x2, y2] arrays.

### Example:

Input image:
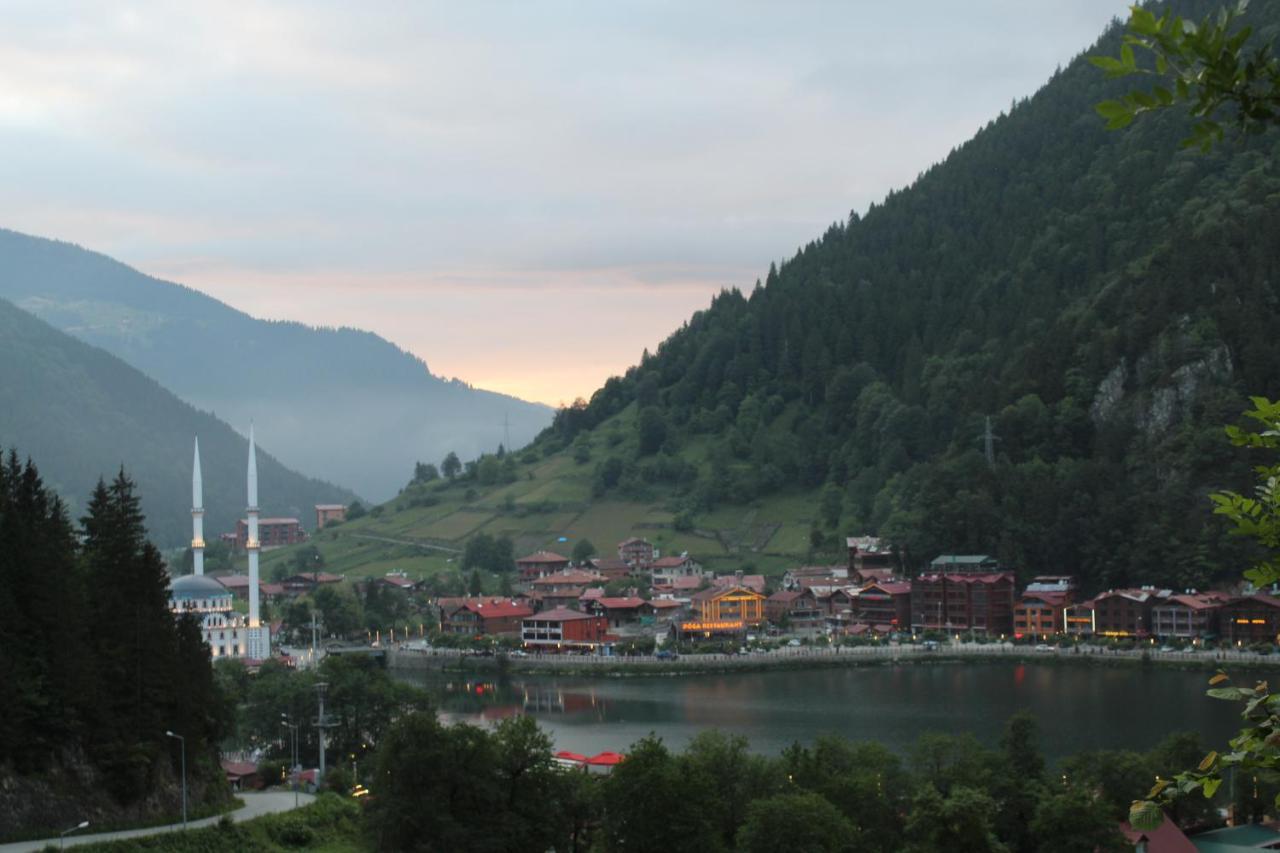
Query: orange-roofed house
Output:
[[442, 598, 534, 637], [617, 537, 655, 568], [521, 608, 613, 652], [588, 597, 657, 629], [516, 551, 570, 581]]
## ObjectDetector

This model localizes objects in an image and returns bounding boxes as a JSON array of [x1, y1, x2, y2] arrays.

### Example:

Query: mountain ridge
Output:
[[0, 228, 554, 500], [0, 295, 355, 547]]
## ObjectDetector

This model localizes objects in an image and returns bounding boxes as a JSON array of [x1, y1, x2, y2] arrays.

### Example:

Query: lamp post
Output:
[[281, 714, 299, 807], [59, 820, 89, 849], [164, 730, 187, 829]]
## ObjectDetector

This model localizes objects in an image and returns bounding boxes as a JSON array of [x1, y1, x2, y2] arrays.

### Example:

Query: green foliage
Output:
[[736, 792, 856, 853], [441, 452, 461, 481], [532, 5, 1280, 590], [571, 538, 597, 563], [460, 531, 515, 574], [1091, 1, 1280, 150]]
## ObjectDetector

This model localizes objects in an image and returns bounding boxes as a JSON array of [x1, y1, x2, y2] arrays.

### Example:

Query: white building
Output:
[[169, 430, 271, 661], [170, 574, 253, 659]]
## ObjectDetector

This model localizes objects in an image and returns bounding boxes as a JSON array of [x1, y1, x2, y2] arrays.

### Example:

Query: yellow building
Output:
[[681, 585, 767, 635]]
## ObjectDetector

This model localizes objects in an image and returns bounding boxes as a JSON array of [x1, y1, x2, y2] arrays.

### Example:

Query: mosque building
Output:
[[169, 429, 272, 660]]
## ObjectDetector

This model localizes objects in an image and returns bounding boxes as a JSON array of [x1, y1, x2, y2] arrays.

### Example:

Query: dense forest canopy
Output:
[[538, 0, 1280, 594]]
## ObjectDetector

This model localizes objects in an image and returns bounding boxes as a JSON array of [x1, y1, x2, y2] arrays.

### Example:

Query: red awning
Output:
[[555, 751, 587, 763], [586, 751, 625, 766]]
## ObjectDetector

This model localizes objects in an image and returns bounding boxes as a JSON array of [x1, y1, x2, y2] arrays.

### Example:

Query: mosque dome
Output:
[[170, 574, 231, 600]]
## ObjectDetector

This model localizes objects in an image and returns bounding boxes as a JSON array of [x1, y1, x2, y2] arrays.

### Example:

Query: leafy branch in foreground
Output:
[[1130, 398, 1280, 829], [1091, 1, 1280, 150]]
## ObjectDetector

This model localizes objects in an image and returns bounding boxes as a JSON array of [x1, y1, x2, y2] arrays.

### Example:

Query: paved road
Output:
[[0, 790, 315, 852]]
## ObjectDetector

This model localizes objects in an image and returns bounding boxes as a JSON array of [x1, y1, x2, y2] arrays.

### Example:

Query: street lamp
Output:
[[60, 820, 89, 849], [164, 730, 187, 829], [281, 714, 299, 807]]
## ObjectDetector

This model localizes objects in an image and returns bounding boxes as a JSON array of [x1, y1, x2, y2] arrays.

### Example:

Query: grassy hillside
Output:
[[260, 402, 833, 585], [0, 297, 354, 547]]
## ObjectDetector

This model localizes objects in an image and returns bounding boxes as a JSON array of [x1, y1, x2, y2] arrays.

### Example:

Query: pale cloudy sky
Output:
[[0, 1, 1129, 406]]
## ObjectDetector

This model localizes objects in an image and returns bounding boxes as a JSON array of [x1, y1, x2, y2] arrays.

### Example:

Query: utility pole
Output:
[[313, 682, 338, 788], [979, 416, 1001, 468]]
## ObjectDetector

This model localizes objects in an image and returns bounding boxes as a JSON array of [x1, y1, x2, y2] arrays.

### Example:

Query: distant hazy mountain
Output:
[[0, 229, 554, 501], [0, 297, 354, 547]]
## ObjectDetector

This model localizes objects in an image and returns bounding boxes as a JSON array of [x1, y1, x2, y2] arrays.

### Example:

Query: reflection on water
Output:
[[404, 662, 1244, 762]]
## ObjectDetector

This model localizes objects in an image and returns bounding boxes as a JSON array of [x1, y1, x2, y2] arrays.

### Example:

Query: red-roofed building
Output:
[[910, 571, 1016, 636], [847, 536, 898, 583], [653, 576, 703, 596], [713, 573, 766, 594], [587, 597, 656, 628], [1219, 594, 1280, 645], [784, 565, 848, 591], [586, 557, 633, 581], [281, 572, 344, 595], [315, 504, 347, 529], [377, 574, 418, 592], [235, 517, 306, 551], [516, 551, 570, 581], [856, 581, 912, 630], [442, 598, 534, 637], [1152, 592, 1227, 639], [765, 589, 823, 629], [617, 537, 655, 568], [1014, 592, 1070, 639], [1117, 812, 1195, 852], [521, 608, 613, 651], [221, 759, 264, 791], [650, 554, 704, 585], [1091, 589, 1163, 638]]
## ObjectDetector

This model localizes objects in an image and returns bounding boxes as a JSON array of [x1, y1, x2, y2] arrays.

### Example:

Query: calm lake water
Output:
[[397, 661, 1245, 762]]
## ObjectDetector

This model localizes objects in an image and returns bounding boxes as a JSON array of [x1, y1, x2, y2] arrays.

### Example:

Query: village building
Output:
[[441, 598, 533, 637], [1151, 592, 1226, 639], [234, 517, 306, 551], [783, 564, 848, 591], [280, 572, 344, 596], [1218, 594, 1280, 645], [587, 597, 656, 629], [375, 573, 418, 593], [1063, 601, 1097, 637], [929, 554, 1000, 573], [586, 557, 633, 581], [765, 589, 824, 632], [215, 573, 287, 603], [680, 585, 767, 639], [530, 569, 607, 610], [516, 550, 571, 581], [521, 608, 613, 652], [650, 554, 704, 586], [910, 570, 1016, 636], [1012, 576, 1077, 638], [712, 573, 767, 594], [617, 537, 655, 568], [847, 536, 898, 583], [1091, 588, 1165, 638], [854, 581, 912, 632], [170, 574, 253, 659], [314, 504, 347, 529]]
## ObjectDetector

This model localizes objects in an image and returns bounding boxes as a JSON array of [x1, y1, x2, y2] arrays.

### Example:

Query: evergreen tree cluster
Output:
[[367, 711, 1224, 853], [0, 449, 225, 806], [538, 1, 1280, 592]]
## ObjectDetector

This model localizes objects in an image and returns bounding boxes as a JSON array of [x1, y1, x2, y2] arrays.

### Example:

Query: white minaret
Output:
[[246, 424, 269, 657], [192, 437, 205, 576]]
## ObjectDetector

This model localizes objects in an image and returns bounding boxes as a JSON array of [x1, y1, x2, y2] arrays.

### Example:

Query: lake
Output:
[[397, 660, 1245, 761]]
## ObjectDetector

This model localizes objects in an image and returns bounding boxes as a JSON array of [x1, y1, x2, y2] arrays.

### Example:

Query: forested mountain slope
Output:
[[535, 2, 1280, 592], [0, 229, 553, 501], [0, 297, 354, 546]]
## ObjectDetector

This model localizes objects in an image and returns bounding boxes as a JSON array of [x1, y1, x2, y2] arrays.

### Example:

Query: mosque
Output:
[[169, 428, 272, 660]]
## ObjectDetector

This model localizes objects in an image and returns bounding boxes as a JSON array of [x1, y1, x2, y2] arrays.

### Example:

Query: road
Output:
[[0, 790, 315, 852]]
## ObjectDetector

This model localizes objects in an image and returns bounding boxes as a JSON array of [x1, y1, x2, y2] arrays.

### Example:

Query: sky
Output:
[[0, 1, 1131, 406]]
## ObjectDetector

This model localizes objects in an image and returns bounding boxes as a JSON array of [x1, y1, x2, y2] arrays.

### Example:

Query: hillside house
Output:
[[910, 571, 1016, 636], [442, 598, 533, 637], [765, 589, 823, 631], [617, 537, 655, 568], [650, 554, 703, 586], [521, 608, 613, 652], [516, 551, 570, 581]]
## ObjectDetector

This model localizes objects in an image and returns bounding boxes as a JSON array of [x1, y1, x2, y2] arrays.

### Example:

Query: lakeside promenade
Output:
[[390, 640, 1280, 675]]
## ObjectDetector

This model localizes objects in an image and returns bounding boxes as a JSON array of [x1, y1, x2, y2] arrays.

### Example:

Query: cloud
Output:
[[0, 0, 1131, 401]]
